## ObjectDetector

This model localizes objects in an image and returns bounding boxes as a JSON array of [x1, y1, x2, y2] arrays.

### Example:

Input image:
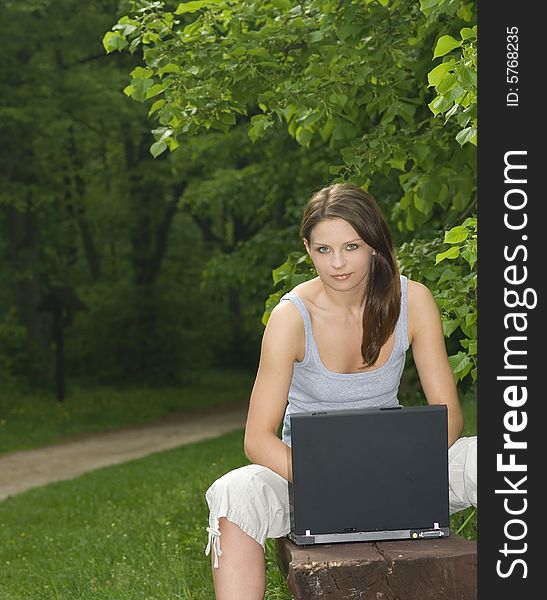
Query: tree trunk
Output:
[[68, 129, 102, 281]]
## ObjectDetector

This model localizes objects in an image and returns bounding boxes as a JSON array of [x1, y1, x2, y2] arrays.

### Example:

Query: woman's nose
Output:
[[331, 251, 346, 268]]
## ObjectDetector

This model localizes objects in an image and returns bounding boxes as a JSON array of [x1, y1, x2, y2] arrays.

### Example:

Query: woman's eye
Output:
[[346, 243, 359, 251], [317, 246, 330, 254]]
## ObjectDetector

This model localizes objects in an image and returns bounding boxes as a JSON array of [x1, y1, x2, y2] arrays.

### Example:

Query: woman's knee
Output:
[[206, 464, 264, 511], [205, 464, 289, 546], [448, 436, 477, 513]]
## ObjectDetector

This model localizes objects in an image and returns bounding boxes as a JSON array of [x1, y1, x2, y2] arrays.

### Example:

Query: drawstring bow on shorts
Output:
[[205, 525, 222, 568]]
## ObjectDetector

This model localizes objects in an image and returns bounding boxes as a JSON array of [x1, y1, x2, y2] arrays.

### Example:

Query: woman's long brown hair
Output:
[[300, 183, 401, 368]]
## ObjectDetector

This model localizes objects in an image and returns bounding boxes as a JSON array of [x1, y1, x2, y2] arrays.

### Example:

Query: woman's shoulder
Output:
[[264, 290, 307, 361], [269, 277, 321, 332], [285, 276, 321, 303], [405, 278, 441, 339], [267, 283, 313, 332], [406, 277, 436, 304]]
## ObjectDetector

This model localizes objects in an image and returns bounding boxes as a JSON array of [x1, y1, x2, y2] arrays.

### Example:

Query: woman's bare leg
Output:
[[212, 517, 266, 600]]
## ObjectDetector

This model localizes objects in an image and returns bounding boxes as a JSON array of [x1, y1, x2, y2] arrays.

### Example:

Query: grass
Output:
[[0, 399, 477, 599], [0, 369, 255, 455], [0, 429, 293, 600], [0, 377, 477, 598]]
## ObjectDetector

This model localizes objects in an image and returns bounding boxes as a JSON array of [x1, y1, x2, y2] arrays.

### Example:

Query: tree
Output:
[[1, 0, 342, 384], [103, 0, 477, 383]]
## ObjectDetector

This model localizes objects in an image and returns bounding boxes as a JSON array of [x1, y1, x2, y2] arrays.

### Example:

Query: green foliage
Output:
[[104, 0, 477, 231], [3, 0, 332, 383], [262, 251, 315, 325], [398, 217, 477, 383], [1, 0, 479, 389], [428, 27, 477, 146], [99, 0, 478, 385]]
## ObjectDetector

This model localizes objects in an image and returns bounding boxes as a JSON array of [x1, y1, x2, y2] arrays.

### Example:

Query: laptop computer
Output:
[[287, 404, 450, 545]]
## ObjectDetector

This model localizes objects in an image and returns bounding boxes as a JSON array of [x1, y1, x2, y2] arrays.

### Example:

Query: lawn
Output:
[[0, 369, 254, 455], [0, 375, 476, 599], [0, 429, 292, 600], [0, 396, 477, 599]]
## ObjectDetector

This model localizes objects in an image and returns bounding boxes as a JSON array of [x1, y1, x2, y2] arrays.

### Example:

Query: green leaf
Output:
[[433, 35, 461, 59], [449, 352, 472, 378], [102, 31, 128, 53], [442, 319, 460, 337], [335, 23, 361, 41], [113, 22, 137, 36], [413, 192, 429, 215], [435, 247, 460, 263], [456, 127, 477, 146], [131, 66, 154, 79], [460, 27, 477, 40], [175, 0, 223, 14], [467, 339, 477, 355], [309, 30, 325, 43], [319, 118, 335, 142], [151, 127, 174, 143], [248, 48, 275, 60], [248, 115, 273, 143], [427, 60, 455, 87], [148, 99, 166, 116], [150, 141, 167, 158], [272, 263, 291, 285], [129, 37, 141, 54], [130, 78, 154, 102], [428, 95, 452, 116], [295, 126, 313, 147], [329, 92, 348, 108], [444, 225, 468, 244], [389, 157, 406, 171], [419, 0, 439, 17], [271, 0, 291, 8], [146, 83, 168, 99], [332, 120, 357, 141], [438, 268, 457, 283], [158, 63, 182, 75], [165, 137, 179, 151]]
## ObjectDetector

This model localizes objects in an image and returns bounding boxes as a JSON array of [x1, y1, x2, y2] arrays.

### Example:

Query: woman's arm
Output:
[[407, 280, 464, 447], [243, 300, 304, 482]]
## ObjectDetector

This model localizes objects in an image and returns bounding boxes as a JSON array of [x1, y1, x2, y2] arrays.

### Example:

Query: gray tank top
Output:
[[280, 275, 410, 446]]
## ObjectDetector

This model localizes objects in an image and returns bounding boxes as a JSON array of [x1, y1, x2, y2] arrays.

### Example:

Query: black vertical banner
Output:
[[478, 4, 542, 598]]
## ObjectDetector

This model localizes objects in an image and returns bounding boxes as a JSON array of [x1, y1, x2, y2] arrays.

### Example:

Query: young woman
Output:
[[204, 183, 477, 600]]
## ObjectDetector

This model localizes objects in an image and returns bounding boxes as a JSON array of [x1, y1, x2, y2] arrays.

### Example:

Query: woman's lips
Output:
[[331, 273, 351, 280]]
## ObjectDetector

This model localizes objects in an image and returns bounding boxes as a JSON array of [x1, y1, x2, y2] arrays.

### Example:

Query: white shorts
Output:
[[204, 436, 477, 568]]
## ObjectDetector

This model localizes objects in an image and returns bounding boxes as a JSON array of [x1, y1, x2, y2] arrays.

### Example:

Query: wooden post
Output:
[[37, 287, 87, 402], [276, 533, 477, 600]]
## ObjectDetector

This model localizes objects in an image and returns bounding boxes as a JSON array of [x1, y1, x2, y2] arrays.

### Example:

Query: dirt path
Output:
[[0, 402, 248, 502]]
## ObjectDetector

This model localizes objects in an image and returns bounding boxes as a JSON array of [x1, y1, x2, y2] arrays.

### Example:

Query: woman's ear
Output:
[[303, 238, 311, 256]]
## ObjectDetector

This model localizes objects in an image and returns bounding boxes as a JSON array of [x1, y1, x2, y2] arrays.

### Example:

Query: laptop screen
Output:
[[289, 405, 449, 539]]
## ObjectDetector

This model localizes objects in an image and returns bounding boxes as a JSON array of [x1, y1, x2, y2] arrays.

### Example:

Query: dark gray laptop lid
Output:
[[289, 405, 449, 539]]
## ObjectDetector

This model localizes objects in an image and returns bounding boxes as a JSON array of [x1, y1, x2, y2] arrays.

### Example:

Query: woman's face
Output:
[[304, 218, 374, 292]]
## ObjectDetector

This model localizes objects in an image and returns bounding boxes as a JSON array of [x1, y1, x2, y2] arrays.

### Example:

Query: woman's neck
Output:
[[319, 280, 366, 314]]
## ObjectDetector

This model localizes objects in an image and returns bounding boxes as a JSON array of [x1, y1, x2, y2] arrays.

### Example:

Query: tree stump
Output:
[[275, 533, 477, 600]]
